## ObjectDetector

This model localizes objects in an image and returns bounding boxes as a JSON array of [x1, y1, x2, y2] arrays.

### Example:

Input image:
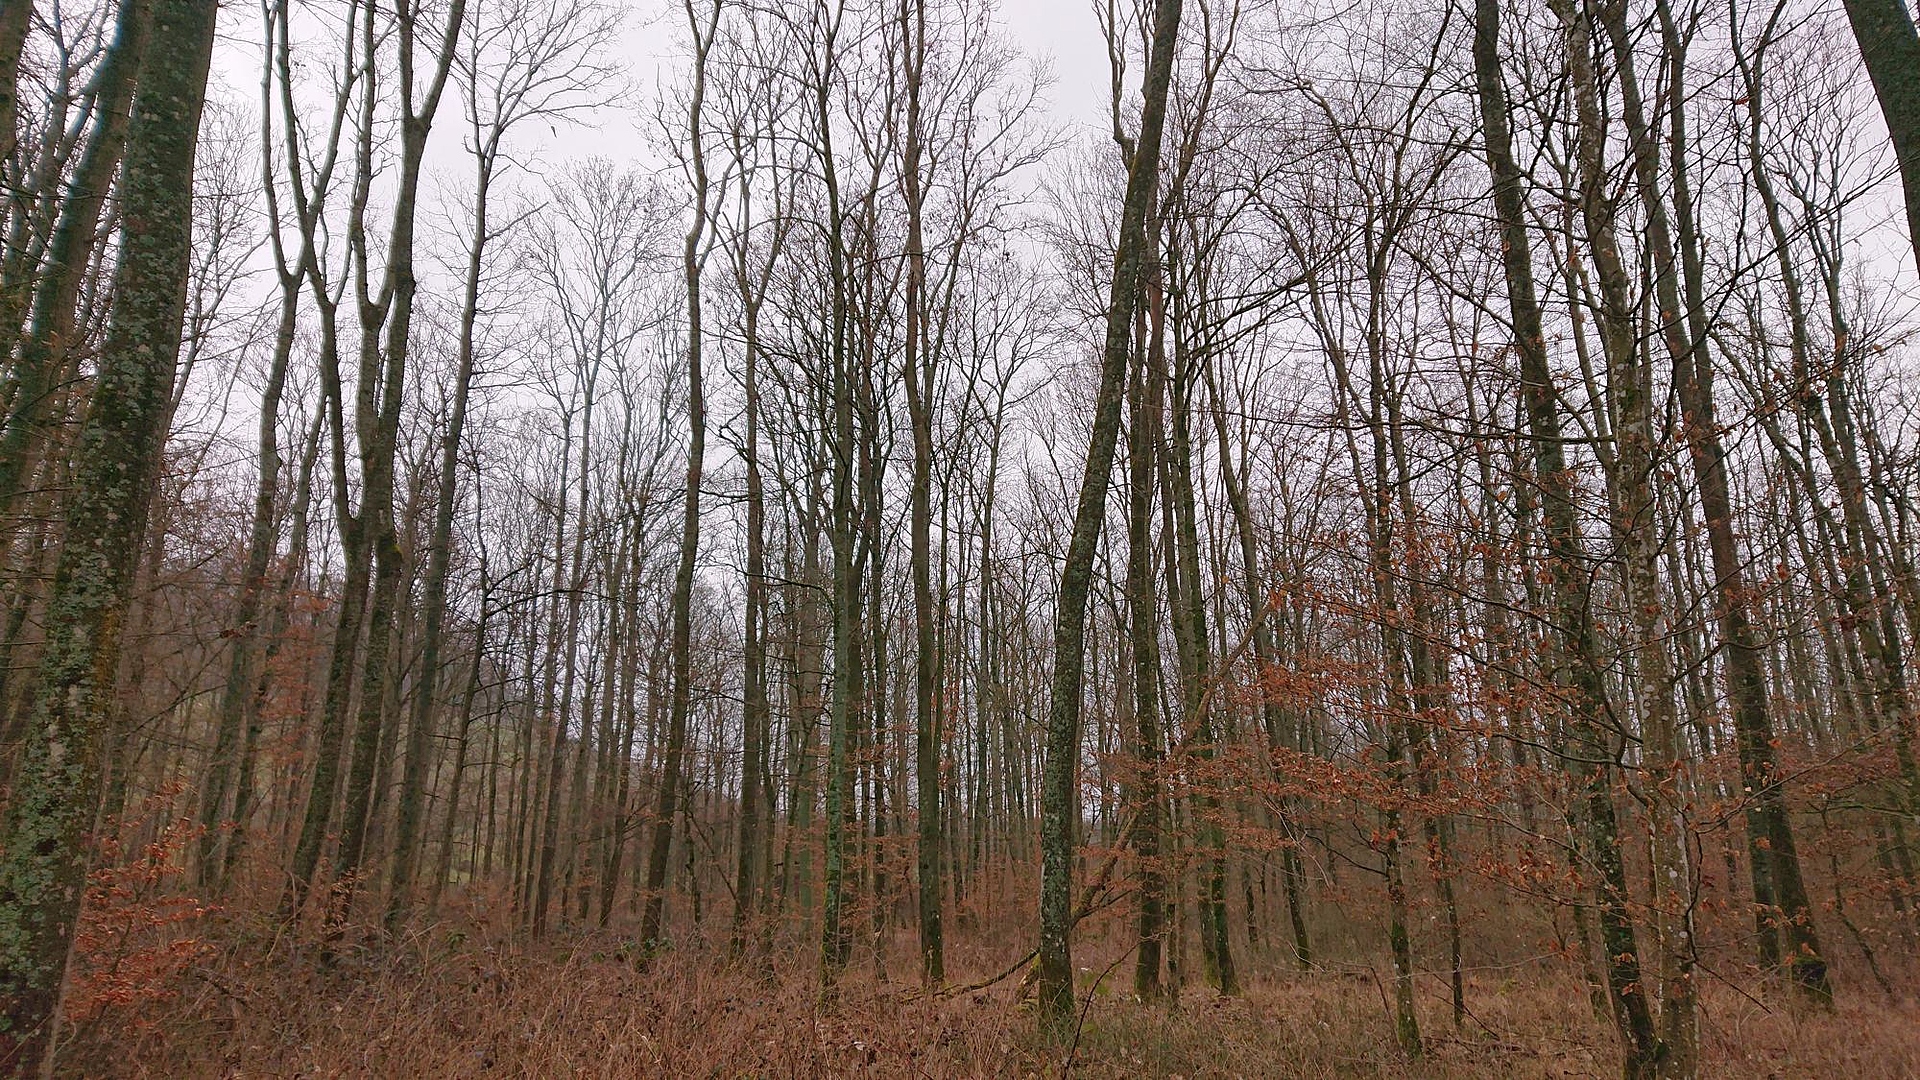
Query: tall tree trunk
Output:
[[533, 380, 595, 936], [640, 0, 718, 955], [0, 0, 217, 1067], [330, 0, 466, 923], [1126, 276, 1165, 1000], [198, 251, 297, 892], [1475, 2, 1657, 1070], [1641, 0, 1830, 1002], [816, 6, 858, 985], [386, 128, 495, 925], [1740, 16, 1860, 983], [1557, 0, 1680, 1065], [1038, 0, 1182, 1031], [899, 0, 944, 988], [729, 193, 772, 953], [1201, 355, 1311, 973]]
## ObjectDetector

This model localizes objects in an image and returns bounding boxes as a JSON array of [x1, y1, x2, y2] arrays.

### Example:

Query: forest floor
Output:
[[60, 901, 1920, 1079]]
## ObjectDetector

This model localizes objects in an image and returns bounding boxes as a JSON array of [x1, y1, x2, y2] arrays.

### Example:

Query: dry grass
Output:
[[56, 904, 1920, 1080]]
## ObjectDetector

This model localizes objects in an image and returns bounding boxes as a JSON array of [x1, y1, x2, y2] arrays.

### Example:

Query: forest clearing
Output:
[[5, 0, 1920, 1075]]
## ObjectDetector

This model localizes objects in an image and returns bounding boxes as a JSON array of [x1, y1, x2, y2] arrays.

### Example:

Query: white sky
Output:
[[209, 2, 1114, 108], [1000, 0, 1111, 129]]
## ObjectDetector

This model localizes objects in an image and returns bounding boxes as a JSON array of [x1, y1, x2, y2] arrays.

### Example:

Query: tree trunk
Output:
[[0, 0, 147, 512], [1038, 0, 1183, 1031], [899, 0, 944, 988], [1126, 270, 1165, 1000], [1840, 0, 1920, 272], [386, 118, 497, 925], [0, 0, 217, 1066], [640, 0, 717, 956], [1476, 2, 1657, 1070]]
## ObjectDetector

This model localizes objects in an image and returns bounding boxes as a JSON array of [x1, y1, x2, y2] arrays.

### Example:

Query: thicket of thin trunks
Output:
[[4, 0, 1920, 1076]]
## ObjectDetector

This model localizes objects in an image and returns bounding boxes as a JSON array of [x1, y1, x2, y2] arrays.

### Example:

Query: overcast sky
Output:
[[1001, 1, 1110, 130], [203, 0, 1122, 184]]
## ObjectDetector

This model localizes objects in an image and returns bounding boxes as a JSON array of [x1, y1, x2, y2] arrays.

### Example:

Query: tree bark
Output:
[[0, 0, 217, 1067], [1038, 0, 1183, 1031], [1840, 0, 1920, 272]]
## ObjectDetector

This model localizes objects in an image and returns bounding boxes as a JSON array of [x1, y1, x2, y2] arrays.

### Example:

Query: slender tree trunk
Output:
[[816, 8, 859, 985], [533, 389, 594, 936], [641, 0, 718, 955], [227, 413, 322, 890], [899, 0, 944, 988], [730, 238, 770, 954], [1475, 3, 1657, 1070], [1038, 0, 1182, 1030], [599, 534, 644, 927], [1162, 263, 1234, 996], [331, 0, 466, 925], [429, 589, 488, 917], [1558, 1, 1677, 1064], [1126, 279, 1165, 1000], [1201, 357, 1311, 973], [198, 278, 295, 890], [387, 135, 496, 926]]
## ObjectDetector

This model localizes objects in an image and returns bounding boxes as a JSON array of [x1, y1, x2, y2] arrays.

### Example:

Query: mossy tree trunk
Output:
[[0, 0, 218, 1069], [1476, 0, 1656, 1070]]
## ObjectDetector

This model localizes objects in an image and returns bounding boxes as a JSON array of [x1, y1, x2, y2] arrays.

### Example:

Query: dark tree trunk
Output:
[[1475, 0, 1657, 1069], [1038, 0, 1183, 1032], [641, 0, 718, 956], [898, 0, 944, 988], [1841, 0, 1920, 272]]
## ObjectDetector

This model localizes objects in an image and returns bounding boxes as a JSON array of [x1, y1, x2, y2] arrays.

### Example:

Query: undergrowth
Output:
[[53, 898, 1920, 1079]]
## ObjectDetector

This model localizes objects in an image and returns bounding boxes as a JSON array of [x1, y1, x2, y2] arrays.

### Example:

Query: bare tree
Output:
[[1038, 0, 1183, 1032]]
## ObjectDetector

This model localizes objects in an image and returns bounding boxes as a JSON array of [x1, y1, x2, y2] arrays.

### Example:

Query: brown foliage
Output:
[[65, 788, 216, 1041], [55, 898, 1920, 1079]]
